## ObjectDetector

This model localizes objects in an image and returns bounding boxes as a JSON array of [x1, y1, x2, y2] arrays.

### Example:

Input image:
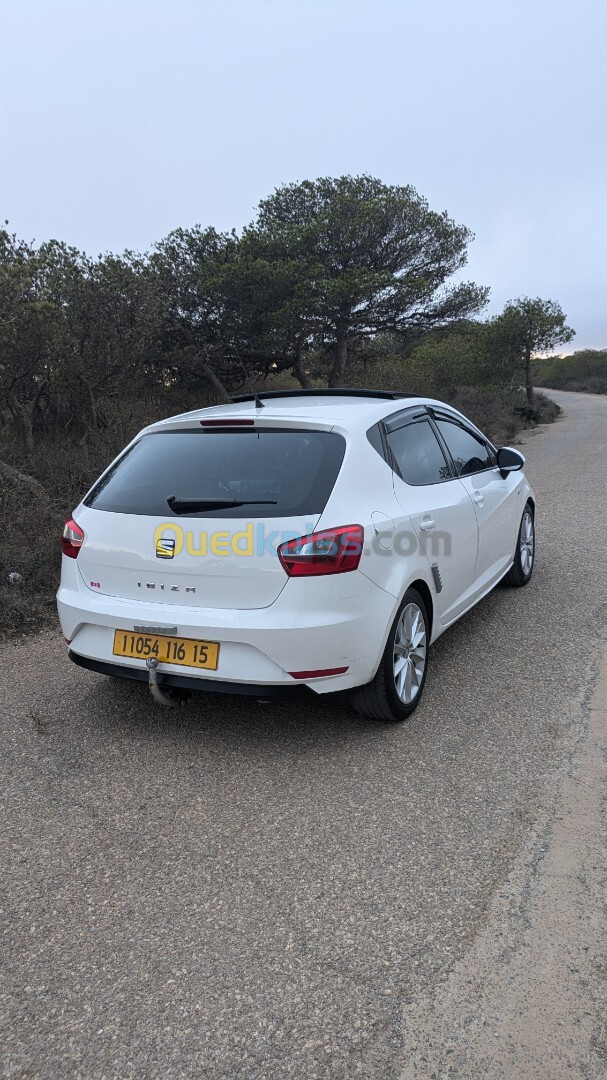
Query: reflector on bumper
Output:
[[289, 666, 349, 680]]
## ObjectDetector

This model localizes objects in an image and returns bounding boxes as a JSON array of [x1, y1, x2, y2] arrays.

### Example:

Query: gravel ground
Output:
[[399, 643, 607, 1079], [1, 389, 606, 1079]]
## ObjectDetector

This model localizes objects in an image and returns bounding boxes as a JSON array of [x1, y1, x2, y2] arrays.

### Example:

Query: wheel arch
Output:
[[362, 570, 436, 689], [350, 574, 434, 720], [408, 577, 434, 639]]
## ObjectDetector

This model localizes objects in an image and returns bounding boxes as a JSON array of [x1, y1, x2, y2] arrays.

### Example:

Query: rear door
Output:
[[386, 414, 479, 624], [432, 414, 518, 591], [76, 425, 346, 610]]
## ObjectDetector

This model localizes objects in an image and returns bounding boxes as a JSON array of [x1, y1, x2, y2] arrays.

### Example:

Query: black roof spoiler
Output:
[[230, 388, 421, 404]]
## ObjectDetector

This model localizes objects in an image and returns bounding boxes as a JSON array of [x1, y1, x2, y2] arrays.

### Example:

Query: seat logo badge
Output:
[[156, 537, 176, 560]]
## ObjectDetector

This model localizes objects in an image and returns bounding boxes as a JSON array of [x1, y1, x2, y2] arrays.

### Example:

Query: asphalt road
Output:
[[1, 389, 606, 1079]]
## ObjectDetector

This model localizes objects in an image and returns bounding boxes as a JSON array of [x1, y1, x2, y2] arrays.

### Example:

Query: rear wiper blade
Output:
[[167, 496, 278, 514]]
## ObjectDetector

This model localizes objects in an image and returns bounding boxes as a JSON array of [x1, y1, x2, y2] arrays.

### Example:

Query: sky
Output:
[[2, 0, 605, 351]]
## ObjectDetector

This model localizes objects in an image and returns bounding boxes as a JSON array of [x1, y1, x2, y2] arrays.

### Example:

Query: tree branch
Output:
[[0, 459, 48, 498]]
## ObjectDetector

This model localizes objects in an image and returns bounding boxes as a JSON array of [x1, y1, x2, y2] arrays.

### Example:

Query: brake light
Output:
[[200, 418, 255, 427], [278, 524, 363, 577], [61, 517, 85, 559]]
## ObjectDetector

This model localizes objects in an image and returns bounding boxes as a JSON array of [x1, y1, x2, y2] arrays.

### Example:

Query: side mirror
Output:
[[497, 446, 525, 478]]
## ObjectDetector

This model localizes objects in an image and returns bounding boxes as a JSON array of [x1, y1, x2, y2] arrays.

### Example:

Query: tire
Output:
[[351, 587, 430, 722], [504, 503, 535, 587]]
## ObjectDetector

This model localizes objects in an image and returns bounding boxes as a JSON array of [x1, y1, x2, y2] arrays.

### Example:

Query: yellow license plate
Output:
[[112, 630, 219, 670]]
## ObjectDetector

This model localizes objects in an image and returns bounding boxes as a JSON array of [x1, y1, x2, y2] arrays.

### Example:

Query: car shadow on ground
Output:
[[84, 670, 386, 745]]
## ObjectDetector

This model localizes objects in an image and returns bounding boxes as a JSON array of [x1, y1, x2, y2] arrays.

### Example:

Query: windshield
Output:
[[85, 429, 346, 518]]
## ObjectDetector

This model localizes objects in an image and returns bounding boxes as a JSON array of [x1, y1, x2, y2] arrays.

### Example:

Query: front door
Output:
[[432, 415, 518, 592]]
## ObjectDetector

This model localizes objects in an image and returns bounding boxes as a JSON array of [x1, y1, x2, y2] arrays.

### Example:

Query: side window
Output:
[[366, 422, 386, 461], [434, 420, 494, 477], [387, 419, 452, 486], [486, 443, 498, 467]]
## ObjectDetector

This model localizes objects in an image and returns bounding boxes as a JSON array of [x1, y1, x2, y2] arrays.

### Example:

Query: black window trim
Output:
[[366, 421, 387, 462], [370, 403, 499, 485], [383, 404, 429, 434], [427, 409, 498, 479], [366, 419, 403, 474], [428, 407, 498, 453], [382, 413, 456, 487]]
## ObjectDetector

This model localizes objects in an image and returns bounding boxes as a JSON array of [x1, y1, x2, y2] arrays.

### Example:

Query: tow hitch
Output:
[[145, 656, 187, 707]]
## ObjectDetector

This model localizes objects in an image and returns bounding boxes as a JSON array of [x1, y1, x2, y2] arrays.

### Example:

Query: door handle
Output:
[[419, 517, 435, 533], [473, 492, 484, 505]]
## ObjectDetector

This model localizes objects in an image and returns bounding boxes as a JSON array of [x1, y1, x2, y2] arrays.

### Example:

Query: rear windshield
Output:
[[85, 429, 346, 518]]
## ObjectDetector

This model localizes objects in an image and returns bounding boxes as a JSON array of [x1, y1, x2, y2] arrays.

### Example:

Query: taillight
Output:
[[61, 517, 85, 559], [278, 524, 363, 577]]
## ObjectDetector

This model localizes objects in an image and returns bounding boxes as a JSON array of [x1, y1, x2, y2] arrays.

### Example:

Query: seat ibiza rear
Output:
[[57, 390, 536, 720]]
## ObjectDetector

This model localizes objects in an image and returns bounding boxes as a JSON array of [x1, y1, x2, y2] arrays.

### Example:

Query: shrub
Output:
[[534, 349, 607, 393], [0, 391, 216, 637]]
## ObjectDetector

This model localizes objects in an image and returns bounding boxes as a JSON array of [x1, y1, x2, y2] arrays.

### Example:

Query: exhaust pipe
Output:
[[146, 657, 185, 707]]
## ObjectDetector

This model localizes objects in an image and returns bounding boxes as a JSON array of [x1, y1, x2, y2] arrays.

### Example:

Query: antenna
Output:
[[239, 360, 265, 409]]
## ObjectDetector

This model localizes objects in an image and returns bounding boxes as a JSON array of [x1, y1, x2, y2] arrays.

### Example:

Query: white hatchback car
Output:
[[57, 389, 535, 721]]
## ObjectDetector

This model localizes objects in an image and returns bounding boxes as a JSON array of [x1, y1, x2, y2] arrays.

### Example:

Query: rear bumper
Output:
[[69, 651, 314, 698], [57, 560, 397, 695]]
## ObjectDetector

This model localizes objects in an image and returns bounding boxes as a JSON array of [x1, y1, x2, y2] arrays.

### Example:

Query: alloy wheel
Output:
[[520, 510, 535, 576], [393, 602, 427, 705]]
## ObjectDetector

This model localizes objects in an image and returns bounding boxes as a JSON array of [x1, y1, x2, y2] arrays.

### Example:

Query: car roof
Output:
[[146, 390, 496, 444], [154, 389, 430, 429]]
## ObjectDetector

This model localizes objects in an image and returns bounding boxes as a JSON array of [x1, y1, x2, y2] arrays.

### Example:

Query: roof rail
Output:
[[230, 388, 420, 403]]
